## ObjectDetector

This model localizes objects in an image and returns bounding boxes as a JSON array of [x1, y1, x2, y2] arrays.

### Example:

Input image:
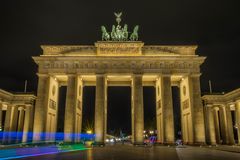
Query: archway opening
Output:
[[107, 87, 131, 139], [56, 86, 67, 141], [143, 86, 156, 142], [82, 86, 95, 135], [172, 86, 181, 141]]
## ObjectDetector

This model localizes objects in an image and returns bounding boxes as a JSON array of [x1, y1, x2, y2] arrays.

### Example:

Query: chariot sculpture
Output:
[[101, 12, 139, 41]]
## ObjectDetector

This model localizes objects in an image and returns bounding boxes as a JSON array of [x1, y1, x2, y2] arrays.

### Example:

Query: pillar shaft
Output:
[[236, 101, 240, 144], [225, 105, 235, 144], [64, 75, 78, 142], [132, 74, 144, 144], [213, 108, 221, 144], [206, 107, 216, 144], [4, 105, 18, 132], [94, 75, 107, 145], [3, 105, 18, 143], [17, 108, 25, 132], [16, 107, 25, 143], [155, 78, 163, 143], [219, 106, 228, 144], [161, 75, 174, 143], [22, 105, 34, 143], [33, 75, 50, 141], [75, 79, 83, 142], [189, 75, 206, 144], [4, 105, 11, 132]]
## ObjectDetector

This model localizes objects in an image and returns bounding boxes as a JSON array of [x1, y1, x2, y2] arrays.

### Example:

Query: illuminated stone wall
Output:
[[0, 89, 36, 144], [32, 41, 206, 145], [203, 88, 240, 145]]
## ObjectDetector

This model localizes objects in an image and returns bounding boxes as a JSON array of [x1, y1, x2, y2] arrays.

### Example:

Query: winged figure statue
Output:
[[114, 12, 122, 25]]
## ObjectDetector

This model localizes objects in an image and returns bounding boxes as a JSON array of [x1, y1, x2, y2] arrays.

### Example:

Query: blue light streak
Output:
[[0, 131, 95, 159]]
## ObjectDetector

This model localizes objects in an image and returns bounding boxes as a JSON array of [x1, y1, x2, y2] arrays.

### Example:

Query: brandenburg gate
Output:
[[32, 13, 206, 145]]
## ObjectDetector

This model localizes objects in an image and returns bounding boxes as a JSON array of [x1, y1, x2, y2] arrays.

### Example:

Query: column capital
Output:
[[36, 73, 49, 78], [190, 73, 202, 77], [206, 104, 213, 108], [25, 104, 33, 108], [96, 73, 107, 77], [6, 103, 16, 107], [132, 73, 143, 77], [226, 102, 235, 105], [226, 103, 235, 110], [67, 74, 77, 77], [161, 74, 172, 77], [218, 104, 226, 108], [132, 71, 143, 75], [213, 106, 219, 111], [18, 106, 25, 110]]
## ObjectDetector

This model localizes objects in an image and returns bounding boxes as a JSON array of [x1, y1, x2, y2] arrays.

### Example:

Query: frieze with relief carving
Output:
[[38, 59, 201, 74], [95, 41, 144, 56]]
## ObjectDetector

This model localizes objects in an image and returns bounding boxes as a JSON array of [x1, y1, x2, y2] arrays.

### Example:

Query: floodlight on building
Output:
[[86, 130, 92, 134]]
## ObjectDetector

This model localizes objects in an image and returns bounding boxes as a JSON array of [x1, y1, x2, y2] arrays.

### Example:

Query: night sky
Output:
[[1, 0, 240, 135]]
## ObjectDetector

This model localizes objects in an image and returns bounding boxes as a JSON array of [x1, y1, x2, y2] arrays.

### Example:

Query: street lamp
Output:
[[86, 130, 92, 134]]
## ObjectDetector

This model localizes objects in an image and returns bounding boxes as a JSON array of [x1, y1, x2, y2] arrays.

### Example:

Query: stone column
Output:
[[16, 107, 25, 143], [3, 105, 11, 143], [33, 74, 50, 141], [4, 105, 11, 133], [219, 106, 228, 144], [3, 105, 18, 143], [22, 105, 34, 143], [17, 107, 25, 132], [180, 76, 194, 144], [4, 105, 18, 132], [104, 79, 107, 142], [74, 78, 83, 142], [206, 106, 216, 144], [189, 74, 206, 144], [161, 75, 175, 144], [213, 107, 221, 144], [225, 105, 235, 144], [155, 77, 163, 143], [132, 74, 144, 145], [0, 103, 2, 132], [64, 75, 78, 142], [94, 74, 107, 145], [235, 101, 240, 144]]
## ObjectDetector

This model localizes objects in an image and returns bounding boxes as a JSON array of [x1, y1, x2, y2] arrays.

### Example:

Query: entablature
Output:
[[0, 89, 36, 105], [202, 88, 240, 105], [33, 56, 205, 74], [40, 42, 198, 56], [35, 62, 202, 75]]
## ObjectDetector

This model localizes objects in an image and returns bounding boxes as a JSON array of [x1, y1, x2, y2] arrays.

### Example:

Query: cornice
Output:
[[40, 43, 198, 56], [0, 89, 36, 105], [202, 88, 240, 104]]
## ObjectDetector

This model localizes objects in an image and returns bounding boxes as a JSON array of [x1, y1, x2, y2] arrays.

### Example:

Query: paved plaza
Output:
[[2, 144, 238, 160]]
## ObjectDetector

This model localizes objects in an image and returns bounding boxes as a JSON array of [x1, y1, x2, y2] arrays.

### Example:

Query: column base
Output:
[[92, 141, 105, 147], [184, 142, 207, 146]]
